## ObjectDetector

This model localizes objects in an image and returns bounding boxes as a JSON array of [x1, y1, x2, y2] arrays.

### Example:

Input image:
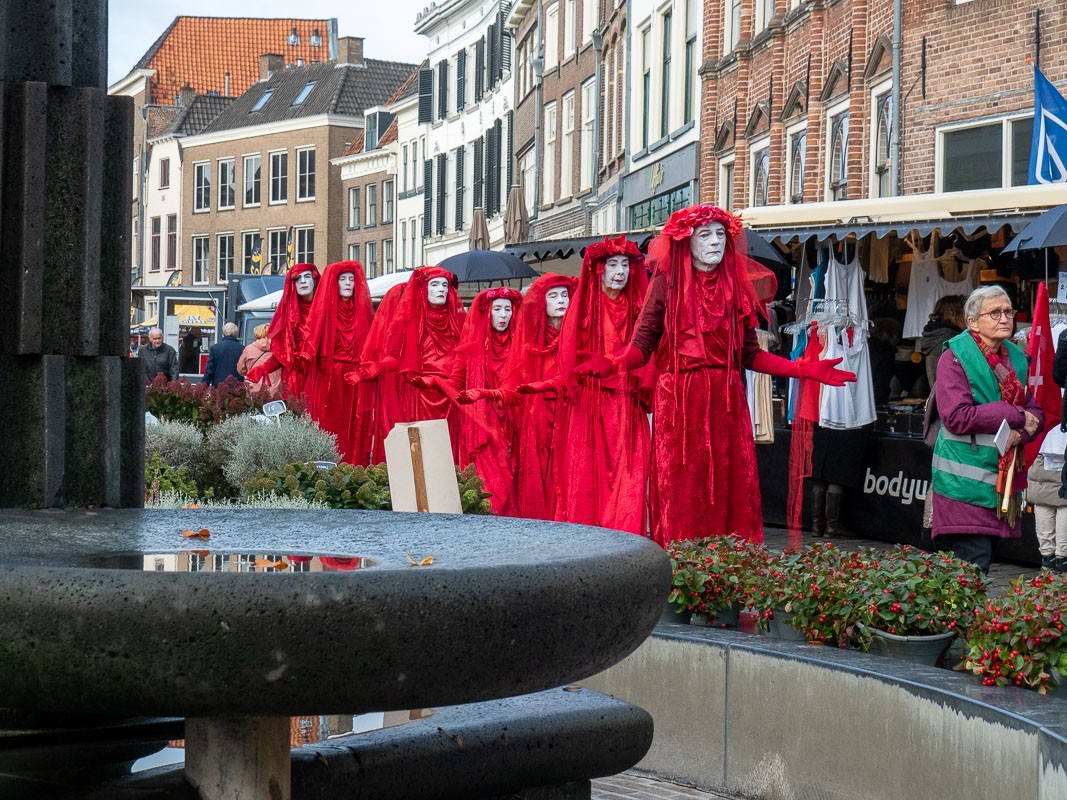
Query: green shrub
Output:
[[144, 452, 207, 503], [224, 415, 340, 490], [145, 419, 205, 475]]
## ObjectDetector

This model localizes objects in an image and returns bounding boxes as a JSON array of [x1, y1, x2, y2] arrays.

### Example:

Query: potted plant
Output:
[[960, 571, 1067, 694], [665, 536, 772, 627], [855, 546, 987, 665]]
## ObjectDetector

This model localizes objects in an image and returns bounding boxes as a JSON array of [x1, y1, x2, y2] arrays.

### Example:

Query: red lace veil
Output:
[[387, 266, 465, 373], [302, 261, 374, 368], [268, 262, 320, 368], [461, 287, 524, 390], [503, 273, 578, 388]]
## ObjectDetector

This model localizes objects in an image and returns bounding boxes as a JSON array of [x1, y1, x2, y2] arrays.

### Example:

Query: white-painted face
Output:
[[295, 271, 316, 298], [337, 272, 355, 298], [545, 286, 569, 319], [428, 277, 450, 306], [601, 256, 630, 293], [490, 299, 513, 332], [690, 222, 727, 269]]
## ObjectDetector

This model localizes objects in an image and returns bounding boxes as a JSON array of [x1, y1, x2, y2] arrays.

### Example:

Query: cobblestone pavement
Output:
[[592, 771, 738, 799]]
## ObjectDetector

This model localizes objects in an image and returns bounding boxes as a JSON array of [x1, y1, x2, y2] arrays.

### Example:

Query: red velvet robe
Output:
[[265, 263, 320, 401], [357, 283, 409, 466]]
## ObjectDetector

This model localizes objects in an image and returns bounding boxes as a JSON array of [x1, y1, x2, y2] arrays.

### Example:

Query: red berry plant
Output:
[[666, 535, 775, 626]]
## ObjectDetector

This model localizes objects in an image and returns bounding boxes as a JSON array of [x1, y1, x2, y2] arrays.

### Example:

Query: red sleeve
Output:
[[630, 273, 667, 360], [740, 328, 763, 370]]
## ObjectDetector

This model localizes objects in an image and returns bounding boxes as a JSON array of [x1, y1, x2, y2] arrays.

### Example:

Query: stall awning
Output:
[[505, 232, 657, 261], [130, 315, 158, 332], [753, 214, 1038, 243]]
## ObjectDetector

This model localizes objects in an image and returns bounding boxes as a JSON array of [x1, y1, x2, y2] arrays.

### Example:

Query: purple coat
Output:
[[931, 344, 1044, 540]]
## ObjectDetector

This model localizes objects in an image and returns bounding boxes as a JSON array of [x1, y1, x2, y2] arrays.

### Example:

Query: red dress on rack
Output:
[[301, 261, 374, 463], [249, 263, 320, 400], [555, 237, 654, 535]]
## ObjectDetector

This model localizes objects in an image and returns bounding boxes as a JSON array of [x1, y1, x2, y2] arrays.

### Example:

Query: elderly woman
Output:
[[931, 285, 1044, 572]]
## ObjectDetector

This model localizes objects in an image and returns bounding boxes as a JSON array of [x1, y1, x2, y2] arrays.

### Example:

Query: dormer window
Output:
[[288, 27, 300, 46], [251, 89, 274, 112], [310, 28, 322, 47], [292, 81, 316, 107]]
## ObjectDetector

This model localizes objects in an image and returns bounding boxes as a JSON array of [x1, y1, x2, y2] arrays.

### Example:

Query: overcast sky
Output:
[[107, 0, 430, 86]]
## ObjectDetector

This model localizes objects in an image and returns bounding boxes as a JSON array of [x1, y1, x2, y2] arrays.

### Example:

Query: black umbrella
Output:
[[744, 229, 789, 268], [1002, 204, 1067, 254], [438, 250, 538, 282]]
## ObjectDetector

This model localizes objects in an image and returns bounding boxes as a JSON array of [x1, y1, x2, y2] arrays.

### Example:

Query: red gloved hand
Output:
[[573, 350, 616, 378], [800, 356, 855, 387], [517, 380, 557, 396], [409, 374, 439, 391], [297, 351, 314, 364], [458, 388, 493, 404], [344, 362, 383, 385], [245, 365, 267, 383]]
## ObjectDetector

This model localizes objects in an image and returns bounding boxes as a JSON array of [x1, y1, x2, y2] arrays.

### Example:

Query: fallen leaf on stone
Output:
[[406, 553, 435, 567], [181, 502, 201, 509], [255, 558, 290, 571], [182, 528, 210, 539]]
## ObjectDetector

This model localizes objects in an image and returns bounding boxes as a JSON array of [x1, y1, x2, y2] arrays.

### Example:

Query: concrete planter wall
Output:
[[582, 625, 1067, 800]]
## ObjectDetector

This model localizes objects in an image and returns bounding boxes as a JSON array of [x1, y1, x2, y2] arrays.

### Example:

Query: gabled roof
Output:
[[132, 17, 333, 106], [342, 129, 366, 157], [144, 106, 180, 138], [377, 118, 399, 147], [157, 95, 235, 138], [385, 62, 426, 105], [202, 58, 417, 133]]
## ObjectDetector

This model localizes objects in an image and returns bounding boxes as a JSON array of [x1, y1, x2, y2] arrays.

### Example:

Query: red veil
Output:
[[503, 273, 577, 520], [357, 282, 408, 466], [555, 237, 654, 534], [301, 261, 374, 463], [451, 287, 523, 515], [266, 262, 320, 398]]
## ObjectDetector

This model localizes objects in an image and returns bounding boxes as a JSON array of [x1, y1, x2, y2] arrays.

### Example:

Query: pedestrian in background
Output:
[[141, 327, 178, 382], [178, 328, 202, 374], [238, 324, 281, 400], [203, 322, 244, 387]]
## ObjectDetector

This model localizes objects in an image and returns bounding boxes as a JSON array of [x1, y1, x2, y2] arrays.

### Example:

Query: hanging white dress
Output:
[[902, 244, 941, 338], [820, 248, 876, 429]]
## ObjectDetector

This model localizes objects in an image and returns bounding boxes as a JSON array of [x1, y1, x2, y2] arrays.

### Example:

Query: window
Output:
[[269, 151, 288, 204], [159, 157, 170, 189], [872, 86, 893, 198], [684, 0, 698, 124], [150, 217, 161, 272], [640, 28, 651, 149], [399, 221, 407, 266], [787, 126, 806, 204], [217, 233, 234, 284], [384, 239, 394, 272], [521, 148, 536, 215], [251, 89, 274, 112], [582, 0, 596, 43], [719, 156, 735, 210], [750, 141, 770, 207], [545, 3, 559, 70], [348, 187, 360, 228], [131, 217, 138, 270], [383, 179, 395, 223], [564, 0, 577, 60], [167, 214, 177, 268], [938, 115, 1033, 192], [244, 155, 261, 207], [295, 227, 314, 263], [366, 240, 378, 275], [243, 232, 261, 272], [543, 102, 557, 205], [366, 183, 378, 227], [218, 158, 235, 209], [193, 162, 210, 212], [580, 79, 595, 191], [561, 92, 575, 198], [755, 0, 775, 33], [827, 106, 849, 201], [348, 243, 360, 261], [725, 0, 742, 54], [660, 11, 672, 139], [297, 148, 315, 201], [268, 229, 287, 273], [402, 144, 409, 191], [411, 217, 419, 265], [192, 236, 209, 284], [414, 139, 422, 187], [628, 186, 690, 229], [132, 155, 139, 197], [292, 81, 316, 107]]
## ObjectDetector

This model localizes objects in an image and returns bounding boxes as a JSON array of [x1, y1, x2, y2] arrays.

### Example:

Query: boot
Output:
[[811, 485, 827, 537], [1055, 556, 1067, 574], [825, 486, 844, 539], [1042, 554, 1057, 571]]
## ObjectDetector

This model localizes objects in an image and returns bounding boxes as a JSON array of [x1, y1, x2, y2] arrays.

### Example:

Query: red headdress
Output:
[[559, 236, 648, 377], [268, 262, 320, 368], [302, 261, 374, 369], [503, 272, 577, 388], [387, 266, 465, 374], [460, 287, 524, 390]]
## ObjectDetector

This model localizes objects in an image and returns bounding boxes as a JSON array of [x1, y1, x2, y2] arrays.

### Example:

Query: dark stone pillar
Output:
[[0, 0, 142, 508]]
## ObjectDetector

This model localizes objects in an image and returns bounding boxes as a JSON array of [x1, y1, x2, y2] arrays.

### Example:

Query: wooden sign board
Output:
[[384, 420, 462, 514]]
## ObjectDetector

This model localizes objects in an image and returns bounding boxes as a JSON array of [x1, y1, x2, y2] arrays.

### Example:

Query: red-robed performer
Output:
[[299, 261, 374, 463], [539, 236, 655, 535], [577, 206, 854, 546], [245, 263, 320, 400], [463, 273, 576, 520], [424, 287, 524, 516], [355, 282, 409, 466], [346, 267, 466, 462]]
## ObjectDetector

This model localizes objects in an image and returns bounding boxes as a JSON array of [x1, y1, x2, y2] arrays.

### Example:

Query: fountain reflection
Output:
[[85, 552, 375, 572]]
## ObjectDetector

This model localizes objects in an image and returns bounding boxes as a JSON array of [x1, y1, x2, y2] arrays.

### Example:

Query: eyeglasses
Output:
[[978, 308, 1017, 321]]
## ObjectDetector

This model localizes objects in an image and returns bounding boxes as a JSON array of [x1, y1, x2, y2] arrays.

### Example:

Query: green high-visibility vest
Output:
[[931, 332, 1028, 509]]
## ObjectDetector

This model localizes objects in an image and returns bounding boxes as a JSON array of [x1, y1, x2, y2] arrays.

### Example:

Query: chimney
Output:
[[259, 53, 284, 80], [337, 37, 365, 67], [178, 84, 196, 107]]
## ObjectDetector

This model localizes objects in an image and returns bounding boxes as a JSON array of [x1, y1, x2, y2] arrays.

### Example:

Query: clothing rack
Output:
[[781, 298, 854, 336]]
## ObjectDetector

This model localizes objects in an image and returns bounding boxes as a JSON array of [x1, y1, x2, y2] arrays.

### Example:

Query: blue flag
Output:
[[1029, 64, 1067, 185]]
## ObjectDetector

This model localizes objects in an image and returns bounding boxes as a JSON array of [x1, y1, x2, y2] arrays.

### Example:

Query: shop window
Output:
[[629, 186, 691, 230], [787, 127, 806, 204]]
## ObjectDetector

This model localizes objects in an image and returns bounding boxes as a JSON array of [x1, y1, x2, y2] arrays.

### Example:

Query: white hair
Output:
[[964, 285, 1011, 323], [222, 322, 239, 336]]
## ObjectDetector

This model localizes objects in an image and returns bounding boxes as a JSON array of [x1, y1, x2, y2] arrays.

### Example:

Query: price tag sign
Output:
[[1058, 272, 1067, 303]]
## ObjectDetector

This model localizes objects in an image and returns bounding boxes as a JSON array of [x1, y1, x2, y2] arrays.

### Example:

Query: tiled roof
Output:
[[342, 129, 366, 157], [385, 62, 425, 105], [134, 17, 333, 106], [377, 118, 399, 147], [157, 95, 235, 138], [144, 106, 180, 138], [202, 59, 417, 133]]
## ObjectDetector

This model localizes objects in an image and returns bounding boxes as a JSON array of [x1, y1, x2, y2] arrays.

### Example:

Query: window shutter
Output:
[[366, 114, 379, 151], [500, 5, 512, 74], [474, 37, 485, 101], [456, 49, 467, 112], [473, 137, 484, 210], [423, 159, 433, 236], [455, 146, 465, 230], [437, 60, 449, 120], [486, 129, 497, 217], [417, 68, 433, 124], [506, 110, 514, 191], [494, 119, 504, 215], [486, 24, 497, 91], [436, 153, 447, 235]]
